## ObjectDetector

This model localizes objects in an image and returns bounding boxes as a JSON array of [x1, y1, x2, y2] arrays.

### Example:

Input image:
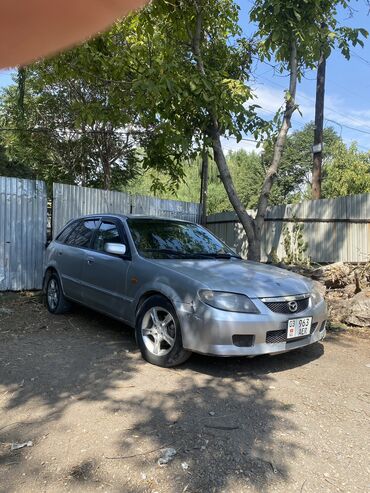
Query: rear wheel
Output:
[[136, 295, 191, 367], [45, 273, 72, 314]]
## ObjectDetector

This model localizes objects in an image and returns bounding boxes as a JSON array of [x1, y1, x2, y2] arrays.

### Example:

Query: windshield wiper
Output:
[[193, 252, 242, 259]]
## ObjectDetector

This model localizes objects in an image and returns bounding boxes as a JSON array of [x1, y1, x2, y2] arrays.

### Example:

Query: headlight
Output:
[[311, 287, 323, 306], [198, 290, 259, 313]]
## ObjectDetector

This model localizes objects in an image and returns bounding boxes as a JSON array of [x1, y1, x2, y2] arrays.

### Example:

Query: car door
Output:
[[80, 218, 132, 320], [55, 218, 100, 302]]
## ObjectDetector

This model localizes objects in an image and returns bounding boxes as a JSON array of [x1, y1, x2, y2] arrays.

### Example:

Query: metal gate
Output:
[[0, 177, 47, 290]]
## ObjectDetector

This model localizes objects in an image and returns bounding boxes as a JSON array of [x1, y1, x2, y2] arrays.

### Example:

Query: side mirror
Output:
[[104, 242, 127, 256]]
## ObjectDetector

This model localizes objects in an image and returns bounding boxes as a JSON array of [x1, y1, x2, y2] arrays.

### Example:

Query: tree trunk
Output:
[[210, 127, 257, 256], [312, 47, 326, 199], [191, 0, 258, 259], [253, 39, 298, 260], [102, 158, 111, 190], [199, 145, 209, 225]]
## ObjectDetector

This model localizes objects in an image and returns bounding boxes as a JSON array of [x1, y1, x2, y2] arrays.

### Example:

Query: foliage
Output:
[[121, 0, 267, 174], [0, 60, 140, 190], [282, 221, 309, 266], [124, 149, 264, 213], [323, 142, 370, 197], [0, 0, 368, 261], [264, 123, 342, 204], [250, 0, 367, 71], [0, 141, 35, 179], [125, 123, 368, 214], [0, 0, 268, 191]]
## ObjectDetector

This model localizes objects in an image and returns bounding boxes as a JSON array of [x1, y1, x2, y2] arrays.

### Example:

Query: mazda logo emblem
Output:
[[288, 301, 298, 313]]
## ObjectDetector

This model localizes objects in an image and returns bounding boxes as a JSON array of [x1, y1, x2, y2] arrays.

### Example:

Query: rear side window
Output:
[[65, 219, 100, 248], [92, 221, 121, 252], [56, 221, 78, 243]]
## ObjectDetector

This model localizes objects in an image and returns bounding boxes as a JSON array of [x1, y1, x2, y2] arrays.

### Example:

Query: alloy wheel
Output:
[[47, 278, 59, 310], [141, 306, 176, 356]]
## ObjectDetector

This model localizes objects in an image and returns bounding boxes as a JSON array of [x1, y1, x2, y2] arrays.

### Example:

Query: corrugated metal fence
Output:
[[52, 184, 131, 237], [0, 179, 200, 290], [207, 194, 370, 263], [0, 177, 47, 290], [2, 176, 369, 291], [132, 194, 200, 223], [52, 183, 201, 237]]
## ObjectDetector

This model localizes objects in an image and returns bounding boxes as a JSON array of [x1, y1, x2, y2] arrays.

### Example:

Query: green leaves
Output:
[[323, 141, 370, 198], [250, 0, 368, 72]]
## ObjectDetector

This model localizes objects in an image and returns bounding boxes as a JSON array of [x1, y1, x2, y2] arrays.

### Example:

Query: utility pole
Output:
[[199, 145, 209, 225], [17, 67, 26, 121], [312, 26, 327, 200]]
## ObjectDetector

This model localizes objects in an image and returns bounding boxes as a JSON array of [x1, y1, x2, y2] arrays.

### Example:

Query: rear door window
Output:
[[65, 219, 100, 248], [56, 221, 78, 243]]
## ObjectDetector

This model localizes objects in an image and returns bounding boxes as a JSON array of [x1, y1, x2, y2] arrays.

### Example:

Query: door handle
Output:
[[87, 257, 95, 265]]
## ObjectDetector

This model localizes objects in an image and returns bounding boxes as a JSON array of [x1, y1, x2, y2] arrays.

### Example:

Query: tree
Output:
[[322, 142, 370, 197], [120, 0, 366, 260], [248, 0, 367, 260], [1, 0, 365, 260], [265, 122, 341, 204], [0, 141, 34, 178], [311, 20, 368, 199], [0, 47, 140, 190]]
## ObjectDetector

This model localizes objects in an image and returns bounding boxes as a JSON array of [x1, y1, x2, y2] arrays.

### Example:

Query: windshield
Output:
[[127, 219, 240, 259]]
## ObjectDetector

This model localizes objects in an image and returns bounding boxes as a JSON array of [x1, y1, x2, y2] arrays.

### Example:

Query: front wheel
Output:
[[45, 273, 72, 314], [136, 295, 191, 367]]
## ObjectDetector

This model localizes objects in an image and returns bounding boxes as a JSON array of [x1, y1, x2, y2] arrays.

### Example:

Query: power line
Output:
[[327, 120, 370, 136], [256, 74, 370, 132], [349, 49, 370, 68]]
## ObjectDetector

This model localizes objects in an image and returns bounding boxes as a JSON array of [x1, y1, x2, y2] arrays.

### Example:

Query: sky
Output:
[[1, 0, 370, 154]]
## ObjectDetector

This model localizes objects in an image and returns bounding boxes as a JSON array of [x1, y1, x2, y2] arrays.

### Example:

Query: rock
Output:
[[327, 298, 350, 323], [157, 448, 177, 466], [344, 288, 370, 327], [11, 441, 33, 451], [342, 283, 357, 299]]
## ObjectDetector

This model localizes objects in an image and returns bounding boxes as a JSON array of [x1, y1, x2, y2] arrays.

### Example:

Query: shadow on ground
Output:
[[0, 293, 326, 492]]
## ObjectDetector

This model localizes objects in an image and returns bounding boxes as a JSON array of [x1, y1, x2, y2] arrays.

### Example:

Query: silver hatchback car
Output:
[[44, 214, 327, 367]]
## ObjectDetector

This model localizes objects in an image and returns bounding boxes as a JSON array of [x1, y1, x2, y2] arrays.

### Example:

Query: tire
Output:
[[136, 295, 191, 367], [45, 272, 72, 314]]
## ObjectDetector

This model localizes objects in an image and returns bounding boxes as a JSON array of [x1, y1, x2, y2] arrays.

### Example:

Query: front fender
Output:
[[42, 261, 63, 293]]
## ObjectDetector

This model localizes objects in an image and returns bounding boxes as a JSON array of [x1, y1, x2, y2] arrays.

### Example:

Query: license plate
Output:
[[287, 317, 312, 339]]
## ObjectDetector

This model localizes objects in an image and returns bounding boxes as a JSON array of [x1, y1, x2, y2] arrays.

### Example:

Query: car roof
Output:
[[80, 213, 194, 224]]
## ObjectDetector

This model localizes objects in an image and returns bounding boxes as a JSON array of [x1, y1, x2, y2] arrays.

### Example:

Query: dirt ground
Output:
[[0, 292, 369, 493]]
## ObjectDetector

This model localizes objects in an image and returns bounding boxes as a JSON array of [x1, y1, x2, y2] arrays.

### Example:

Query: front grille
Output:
[[266, 323, 318, 344], [264, 297, 309, 314], [266, 329, 286, 344], [232, 334, 255, 347]]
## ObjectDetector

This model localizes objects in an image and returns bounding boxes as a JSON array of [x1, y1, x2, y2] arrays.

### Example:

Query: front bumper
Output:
[[176, 298, 327, 357]]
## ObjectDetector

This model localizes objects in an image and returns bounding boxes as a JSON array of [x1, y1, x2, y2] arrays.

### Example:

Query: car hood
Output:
[[149, 258, 312, 298]]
